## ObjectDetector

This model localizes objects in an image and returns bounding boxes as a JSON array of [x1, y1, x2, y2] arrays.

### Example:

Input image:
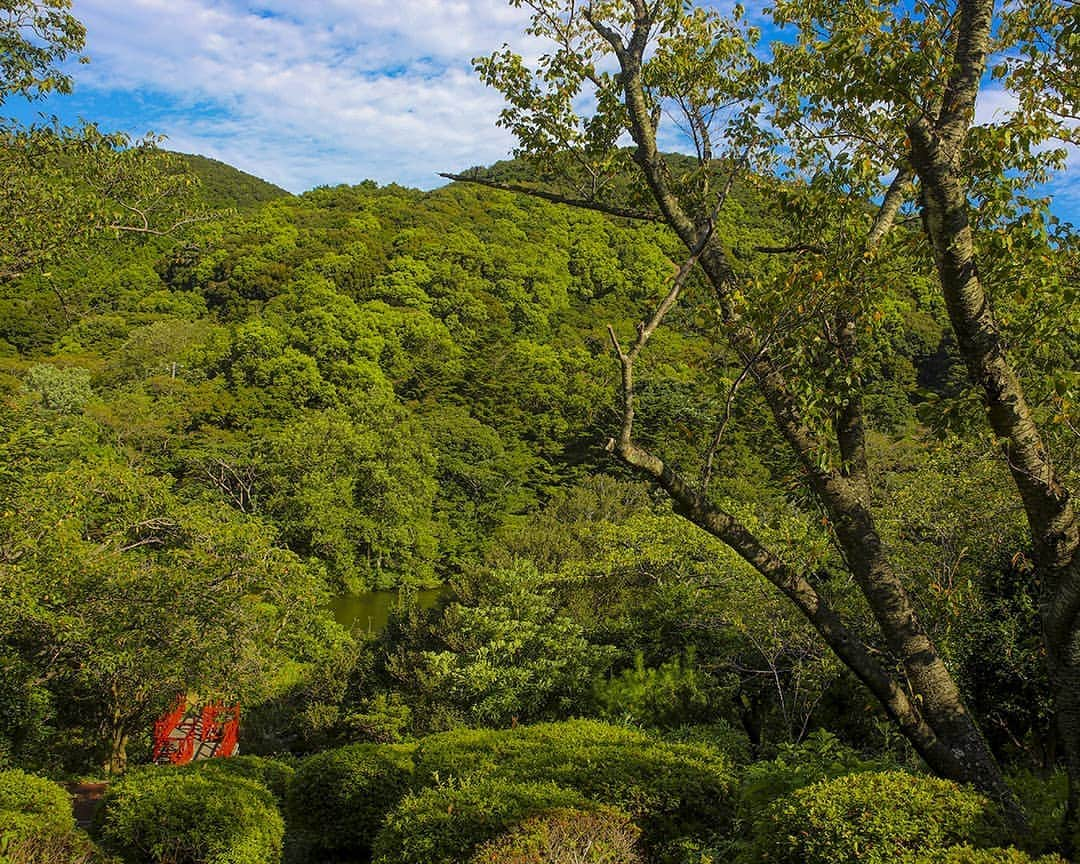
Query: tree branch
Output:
[[866, 165, 914, 251], [438, 172, 664, 222], [605, 426, 965, 779]]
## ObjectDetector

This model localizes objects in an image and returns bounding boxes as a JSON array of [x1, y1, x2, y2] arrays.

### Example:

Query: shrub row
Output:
[[70, 724, 1078, 864], [412, 718, 736, 852]]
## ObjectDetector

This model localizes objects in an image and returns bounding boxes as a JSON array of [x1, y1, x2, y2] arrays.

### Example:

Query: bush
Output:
[[749, 771, 1006, 864], [0, 769, 109, 863], [413, 719, 735, 848], [372, 778, 590, 864], [285, 742, 415, 858], [342, 692, 413, 744], [591, 651, 714, 728], [736, 730, 886, 825], [470, 806, 644, 864], [911, 846, 1068, 863], [0, 821, 106, 864], [0, 769, 74, 836], [1009, 769, 1071, 855], [93, 768, 284, 864], [663, 722, 752, 765], [179, 755, 295, 803]]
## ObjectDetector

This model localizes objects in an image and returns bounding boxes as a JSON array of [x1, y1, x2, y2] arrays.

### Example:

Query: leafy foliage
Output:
[[748, 771, 1006, 864], [285, 742, 416, 858], [392, 562, 618, 726], [414, 719, 736, 851], [93, 768, 284, 864], [470, 806, 644, 864], [372, 778, 590, 864], [0, 768, 74, 837]]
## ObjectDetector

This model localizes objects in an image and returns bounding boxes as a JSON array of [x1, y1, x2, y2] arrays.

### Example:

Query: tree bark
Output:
[[905, 0, 1080, 847]]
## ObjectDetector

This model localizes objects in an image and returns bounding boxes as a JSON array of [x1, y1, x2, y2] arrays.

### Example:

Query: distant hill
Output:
[[177, 153, 291, 210]]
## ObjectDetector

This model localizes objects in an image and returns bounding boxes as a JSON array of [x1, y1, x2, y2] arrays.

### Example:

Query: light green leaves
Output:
[[0, 0, 85, 107]]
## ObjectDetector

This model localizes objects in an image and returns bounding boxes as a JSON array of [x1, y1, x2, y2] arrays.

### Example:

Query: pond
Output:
[[328, 587, 446, 634]]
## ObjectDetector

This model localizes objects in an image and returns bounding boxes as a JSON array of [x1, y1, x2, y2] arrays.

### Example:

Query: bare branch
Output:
[[700, 352, 756, 491], [865, 165, 914, 251], [438, 172, 663, 222]]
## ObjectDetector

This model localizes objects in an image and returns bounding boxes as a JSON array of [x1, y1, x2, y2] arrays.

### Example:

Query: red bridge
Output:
[[152, 696, 240, 765]]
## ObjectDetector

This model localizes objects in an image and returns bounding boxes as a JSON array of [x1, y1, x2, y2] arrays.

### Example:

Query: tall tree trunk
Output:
[[586, 0, 1021, 823], [106, 729, 129, 775], [906, 0, 1080, 848], [911, 129, 1080, 847], [104, 683, 131, 775]]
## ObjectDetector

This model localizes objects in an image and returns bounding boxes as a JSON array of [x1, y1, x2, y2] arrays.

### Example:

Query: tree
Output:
[[0, 0, 84, 107], [0, 450, 338, 774], [388, 561, 618, 727], [470, 0, 1076, 836], [1, 2, 219, 289]]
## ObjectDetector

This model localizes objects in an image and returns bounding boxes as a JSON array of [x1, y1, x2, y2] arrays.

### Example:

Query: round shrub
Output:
[[750, 771, 1006, 864], [181, 755, 295, 803], [912, 846, 1068, 863], [372, 778, 591, 864], [736, 730, 885, 825], [470, 806, 644, 864], [93, 768, 283, 864], [285, 742, 415, 857], [0, 768, 74, 836], [0, 769, 107, 862], [414, 720, 735, 847]]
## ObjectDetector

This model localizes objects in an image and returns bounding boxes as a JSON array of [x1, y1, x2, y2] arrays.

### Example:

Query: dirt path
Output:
[[67, 781, 108, 829]]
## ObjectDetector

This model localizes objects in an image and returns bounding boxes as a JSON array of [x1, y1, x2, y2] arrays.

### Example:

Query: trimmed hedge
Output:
[[93, 768, 283, 864], [0, 769, 107, 863], [470, 806, 644, 864], [0, 769, 74, 836], [179, 754, 295, 803], [911, 847, 1068, 864], [372, 778, 591, 864], [749, 771, 1007, 864], [735, 730, 884, 826], [285, 742, 415, 858], [413, 719, 735, 847]]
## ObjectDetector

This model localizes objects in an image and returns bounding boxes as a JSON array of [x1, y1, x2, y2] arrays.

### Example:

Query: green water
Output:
[[328, 588, 445, 633]]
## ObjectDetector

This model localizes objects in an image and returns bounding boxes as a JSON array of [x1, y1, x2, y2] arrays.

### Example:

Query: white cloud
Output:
[[975, 84, 1079, 220], [67, 0, 538, 190], [51, 3, 1079, 221]]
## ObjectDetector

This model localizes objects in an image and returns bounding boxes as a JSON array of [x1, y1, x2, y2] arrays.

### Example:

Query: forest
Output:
[[0, 0, 1077, 862]]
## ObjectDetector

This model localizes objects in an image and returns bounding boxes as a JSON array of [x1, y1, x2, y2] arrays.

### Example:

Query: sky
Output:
[[11, 0, 537, 191], [7, 0, 1077, 220]]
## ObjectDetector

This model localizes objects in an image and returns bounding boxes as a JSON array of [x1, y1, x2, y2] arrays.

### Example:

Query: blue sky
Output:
[[8, 0, 1077, 221], [9, 0, 535, 191]]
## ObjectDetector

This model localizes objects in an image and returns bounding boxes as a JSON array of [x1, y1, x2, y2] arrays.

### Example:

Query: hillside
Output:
[[179, 152, 292, 210], [0, 160, 962, 590], [0, 156, 1073, 864]]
